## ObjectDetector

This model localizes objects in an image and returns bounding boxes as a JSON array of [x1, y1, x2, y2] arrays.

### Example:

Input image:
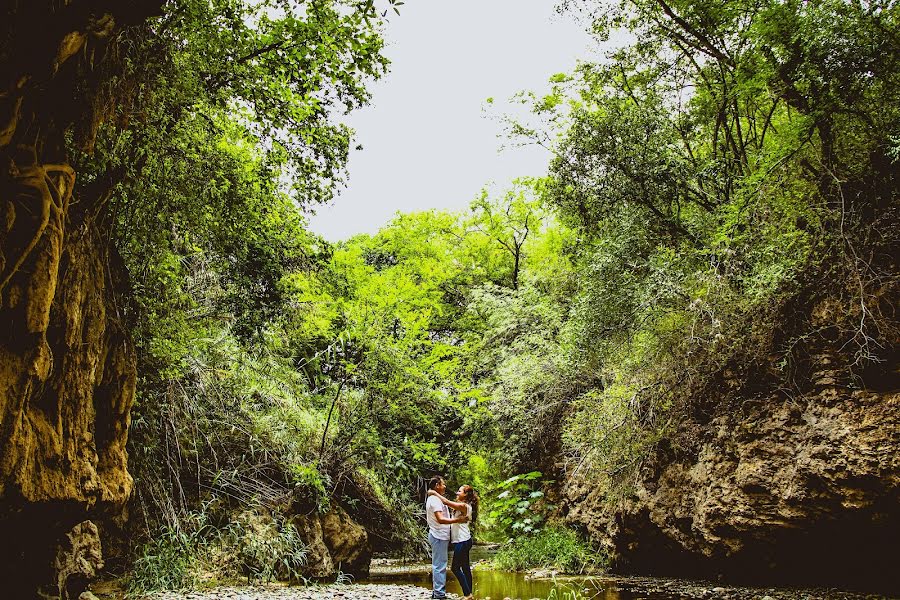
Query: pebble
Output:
[[140, 584, 453, 600], [129, 577, 890, 600]]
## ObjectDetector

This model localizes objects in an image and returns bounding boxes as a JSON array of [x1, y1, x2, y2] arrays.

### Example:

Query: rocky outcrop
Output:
[[0, 191, 136, 600], [563, 296, 900, 592], [321, 505, 371, 577], [0, 2, 161, 598], [43, 521, 104, 600], [292, 505, 372, 579]]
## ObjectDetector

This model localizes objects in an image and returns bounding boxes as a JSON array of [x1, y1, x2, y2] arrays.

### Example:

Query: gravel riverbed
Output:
[[597, 575, 894, 600], [101, 579, 895, 600], [133, 583, 448, 600]]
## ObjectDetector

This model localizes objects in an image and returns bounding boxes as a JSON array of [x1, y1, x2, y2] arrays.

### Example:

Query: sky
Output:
[[306, 1, 598, 242]]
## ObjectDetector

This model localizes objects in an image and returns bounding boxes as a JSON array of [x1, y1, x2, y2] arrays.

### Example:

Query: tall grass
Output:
[[126, 509, 307, 595], [494, 525, 606, 574]]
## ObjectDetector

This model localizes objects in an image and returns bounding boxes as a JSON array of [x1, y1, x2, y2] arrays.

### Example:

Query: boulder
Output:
[[290, 513, 334, 578], [39, 521, 103, 600], [291, 505, 371, 579], [321, 505, 371, 577]]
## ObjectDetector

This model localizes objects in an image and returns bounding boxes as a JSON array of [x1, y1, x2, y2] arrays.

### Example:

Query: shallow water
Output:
[[366, 567, 651, 600], [364, 544, 678, 600]]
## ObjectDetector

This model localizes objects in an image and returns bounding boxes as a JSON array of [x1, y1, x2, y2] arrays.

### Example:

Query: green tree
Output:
[[467, 180, 547, 290]]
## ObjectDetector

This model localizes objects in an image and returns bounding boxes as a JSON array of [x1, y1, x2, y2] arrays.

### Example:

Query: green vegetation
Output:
[[495, 526, 604, 574], [55, 0, 897, 587], [128, 524, 200, 593], [488, 471, 552, 537], [547, 587, 589, 600], [127, 510, 308, 595]]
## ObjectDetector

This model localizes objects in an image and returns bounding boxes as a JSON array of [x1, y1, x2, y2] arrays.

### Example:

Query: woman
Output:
[[428, 484, 479, 599]]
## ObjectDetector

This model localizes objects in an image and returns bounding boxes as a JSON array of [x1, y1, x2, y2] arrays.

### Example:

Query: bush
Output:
[[494, 525, 605, 574], [127, 508, 308, 593], [485, 471, 551, 539], [234, 517, 307, 583], [127, 525, 200, 595]]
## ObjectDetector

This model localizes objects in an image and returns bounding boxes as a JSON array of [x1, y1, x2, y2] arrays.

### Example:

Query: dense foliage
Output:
[[65, 0, 898, 587], [519, 0, 899, 498], [494, 526, 603, 574]]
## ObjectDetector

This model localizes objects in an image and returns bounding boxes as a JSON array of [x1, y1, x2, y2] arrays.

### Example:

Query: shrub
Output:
[[236, 518, 307, 583], [488, 471, 551, 538], [127, 525, 200, 595], [494, 525, 605, 574], [290, 463, 330, 513]]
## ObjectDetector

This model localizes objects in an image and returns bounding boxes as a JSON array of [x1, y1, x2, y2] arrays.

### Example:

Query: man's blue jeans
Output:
[[428, 532, 449, 598]]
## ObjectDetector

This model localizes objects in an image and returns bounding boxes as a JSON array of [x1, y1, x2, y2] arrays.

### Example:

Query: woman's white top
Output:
[[451, 503, 472, 543]]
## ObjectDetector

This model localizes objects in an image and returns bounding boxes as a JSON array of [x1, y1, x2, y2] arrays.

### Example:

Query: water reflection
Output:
[[366, 567, 661, 600]]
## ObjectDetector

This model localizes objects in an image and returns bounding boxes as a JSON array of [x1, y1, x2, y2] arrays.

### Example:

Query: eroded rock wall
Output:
[[292, 505, 372, 579], [563, 296, 900, 591], [0, 2, 161, 597]]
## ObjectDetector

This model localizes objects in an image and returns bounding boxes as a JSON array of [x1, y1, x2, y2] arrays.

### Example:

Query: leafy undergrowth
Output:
[[493, 525, 606, 574], [126, 510, 307, 596]]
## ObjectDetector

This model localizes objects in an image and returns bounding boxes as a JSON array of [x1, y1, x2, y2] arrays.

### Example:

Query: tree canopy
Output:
[[73, 0, 899, 589]]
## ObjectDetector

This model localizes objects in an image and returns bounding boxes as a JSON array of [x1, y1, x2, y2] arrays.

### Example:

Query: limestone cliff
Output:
[[0, 2, 161, 597], [563, 292, 900, 592]]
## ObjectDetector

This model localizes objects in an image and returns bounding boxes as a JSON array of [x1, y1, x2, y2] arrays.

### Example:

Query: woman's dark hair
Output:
[[428, 476, 445, 490], [460, 484, 480, 523]]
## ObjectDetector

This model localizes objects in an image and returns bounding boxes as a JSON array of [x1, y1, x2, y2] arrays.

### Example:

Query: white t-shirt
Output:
[[451, 503, 472, 543], [426, 494, 451, 540]]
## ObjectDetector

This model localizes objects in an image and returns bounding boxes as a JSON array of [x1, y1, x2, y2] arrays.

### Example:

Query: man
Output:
[[425, 476, 468, 599]]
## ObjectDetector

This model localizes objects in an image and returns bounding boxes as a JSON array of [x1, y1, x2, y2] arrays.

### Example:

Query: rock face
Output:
[[321, 505, 371, 577], [44, 521, 104, 600], [292, 505, 372, 579], [0, 2, 161, 598], [563, 297, 900, 592]]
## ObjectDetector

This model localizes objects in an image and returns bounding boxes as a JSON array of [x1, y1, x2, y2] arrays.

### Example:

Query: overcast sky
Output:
[[306, 1, 598, 241]]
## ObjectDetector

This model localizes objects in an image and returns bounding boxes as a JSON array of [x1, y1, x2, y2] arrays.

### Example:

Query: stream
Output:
[[365, 566, 645, 599], [364, 545, 626, 599], [113, 547, 893, 600], [360, 546, 890, 600]]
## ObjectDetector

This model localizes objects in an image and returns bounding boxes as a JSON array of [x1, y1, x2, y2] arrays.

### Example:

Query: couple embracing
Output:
[[425, 476, 480, 599]]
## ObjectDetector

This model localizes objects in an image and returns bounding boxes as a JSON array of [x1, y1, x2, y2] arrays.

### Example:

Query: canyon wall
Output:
[[0, 2, 160, 597], [563, 293, 899, 592]]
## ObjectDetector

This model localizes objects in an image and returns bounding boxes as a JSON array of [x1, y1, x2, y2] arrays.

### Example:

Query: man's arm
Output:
[[433, 510, 468, 525]]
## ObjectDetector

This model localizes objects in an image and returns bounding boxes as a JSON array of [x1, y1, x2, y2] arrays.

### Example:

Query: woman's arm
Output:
[[433, 512, 469, 525], [426, 490, 468, 513]]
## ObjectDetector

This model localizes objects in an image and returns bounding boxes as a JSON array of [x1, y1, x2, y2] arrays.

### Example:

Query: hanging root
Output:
[[0, 158, 75, 297]]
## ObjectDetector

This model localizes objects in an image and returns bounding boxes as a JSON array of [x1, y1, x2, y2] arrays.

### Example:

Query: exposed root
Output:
[[0, 158, 75, 297]]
